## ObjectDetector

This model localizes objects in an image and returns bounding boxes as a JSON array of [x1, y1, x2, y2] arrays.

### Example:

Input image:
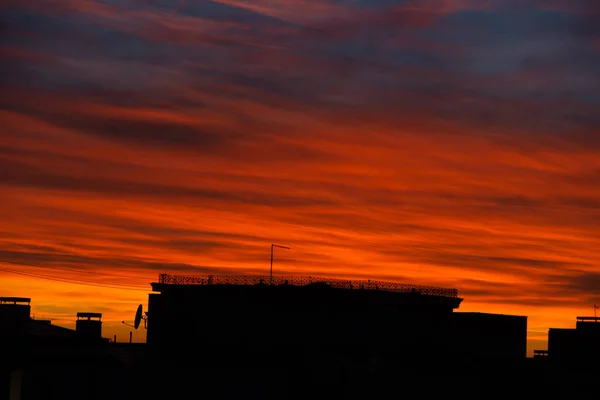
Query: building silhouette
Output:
[[547, 316, 600, 369], [146, 274, 527, 368], [75, 313, 103, 342], [0, 297, 143, 400], [3, 281, 599, 399], [451, 312, 527, 362]]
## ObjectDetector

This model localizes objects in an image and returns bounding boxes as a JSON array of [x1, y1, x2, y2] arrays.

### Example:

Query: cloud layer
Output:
[[1, 0, 599, 353]]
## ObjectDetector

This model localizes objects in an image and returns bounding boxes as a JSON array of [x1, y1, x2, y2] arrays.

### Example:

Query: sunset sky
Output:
[[1, 0, 599, 354]]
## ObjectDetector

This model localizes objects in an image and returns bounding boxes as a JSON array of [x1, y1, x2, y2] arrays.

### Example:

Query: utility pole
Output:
[[270, 244, 290, 285]]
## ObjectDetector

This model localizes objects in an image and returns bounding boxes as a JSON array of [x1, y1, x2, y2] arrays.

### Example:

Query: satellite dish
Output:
[[134, 304, 143, 330]]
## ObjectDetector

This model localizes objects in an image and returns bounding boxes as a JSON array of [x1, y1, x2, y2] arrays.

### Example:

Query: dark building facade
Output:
[[0, 297, 135, 400], [451, 312, 528, 362], [147, 274, 531, 368], [0, 297, 31, 337], [75, 312, 103, 341], [548, 316, 600, 369], [148, 274, 465, 366]]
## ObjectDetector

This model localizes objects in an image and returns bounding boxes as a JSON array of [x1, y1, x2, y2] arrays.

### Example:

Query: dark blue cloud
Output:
[[1, 1, 598, 140]]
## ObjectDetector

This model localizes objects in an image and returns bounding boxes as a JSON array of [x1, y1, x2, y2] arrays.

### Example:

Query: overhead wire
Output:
[[0, 267, 150, 292], [1, 260, 153, 281]]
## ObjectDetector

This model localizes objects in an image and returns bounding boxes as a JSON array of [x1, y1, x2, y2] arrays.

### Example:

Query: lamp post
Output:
[[270, 244, 290, 285]]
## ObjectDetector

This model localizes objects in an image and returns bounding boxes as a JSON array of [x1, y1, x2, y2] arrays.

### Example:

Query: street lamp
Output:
[[270, 244, 290, 285]]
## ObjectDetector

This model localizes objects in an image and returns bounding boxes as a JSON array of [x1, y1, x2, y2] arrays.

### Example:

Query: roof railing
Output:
[[156, 274, 459, 298]]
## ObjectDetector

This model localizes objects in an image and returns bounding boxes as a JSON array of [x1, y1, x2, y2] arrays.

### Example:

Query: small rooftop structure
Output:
[[575, 316, 600, 334], [75, 312, 103, 341], [0, 296, 32, 331]]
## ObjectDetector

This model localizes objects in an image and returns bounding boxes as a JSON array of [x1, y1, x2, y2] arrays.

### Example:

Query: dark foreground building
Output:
[[137, 274, 600, 398], [451, 312, 528, 362], [0, 297, 113, 364], [0, 297, 145, 400], [3, 284, 597, 399], [146, 274, 527, 368], [547, 316, 600, 369]]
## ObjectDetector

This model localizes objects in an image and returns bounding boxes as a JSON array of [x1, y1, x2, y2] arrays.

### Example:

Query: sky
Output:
[[1, 0, 599, 354]]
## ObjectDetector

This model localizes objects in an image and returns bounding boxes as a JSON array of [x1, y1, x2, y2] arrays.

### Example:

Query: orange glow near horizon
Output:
[[1, 0, 599, 356]]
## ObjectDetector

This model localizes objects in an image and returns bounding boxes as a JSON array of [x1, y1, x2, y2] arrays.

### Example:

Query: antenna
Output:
[[270, 244, 291, 285]]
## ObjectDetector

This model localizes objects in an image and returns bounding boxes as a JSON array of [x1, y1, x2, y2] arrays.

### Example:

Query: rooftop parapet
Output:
[[155, 274, 459, 298]]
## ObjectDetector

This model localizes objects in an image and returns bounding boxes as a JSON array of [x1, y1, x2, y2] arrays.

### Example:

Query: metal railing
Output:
[[157, 274, 458, 298]]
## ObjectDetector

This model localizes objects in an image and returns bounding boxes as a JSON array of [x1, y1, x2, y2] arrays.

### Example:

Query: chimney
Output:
[[76, 312, 103, 341], [0, 297, 31, 334]]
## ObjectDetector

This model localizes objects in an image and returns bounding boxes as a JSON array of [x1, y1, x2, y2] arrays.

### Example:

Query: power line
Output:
[[0, 267, 149, 292], [1, 261, 153, 281], [0, 267, 148, 291]]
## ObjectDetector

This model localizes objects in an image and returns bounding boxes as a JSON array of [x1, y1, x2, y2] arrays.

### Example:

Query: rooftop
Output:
[[154, 274, 459, 298], [27, 319, 78, 338]]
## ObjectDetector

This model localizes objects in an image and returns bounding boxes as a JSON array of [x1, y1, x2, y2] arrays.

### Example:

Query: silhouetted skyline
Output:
[[1, 0, 599, 357], [2, 281, 598, 400]]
